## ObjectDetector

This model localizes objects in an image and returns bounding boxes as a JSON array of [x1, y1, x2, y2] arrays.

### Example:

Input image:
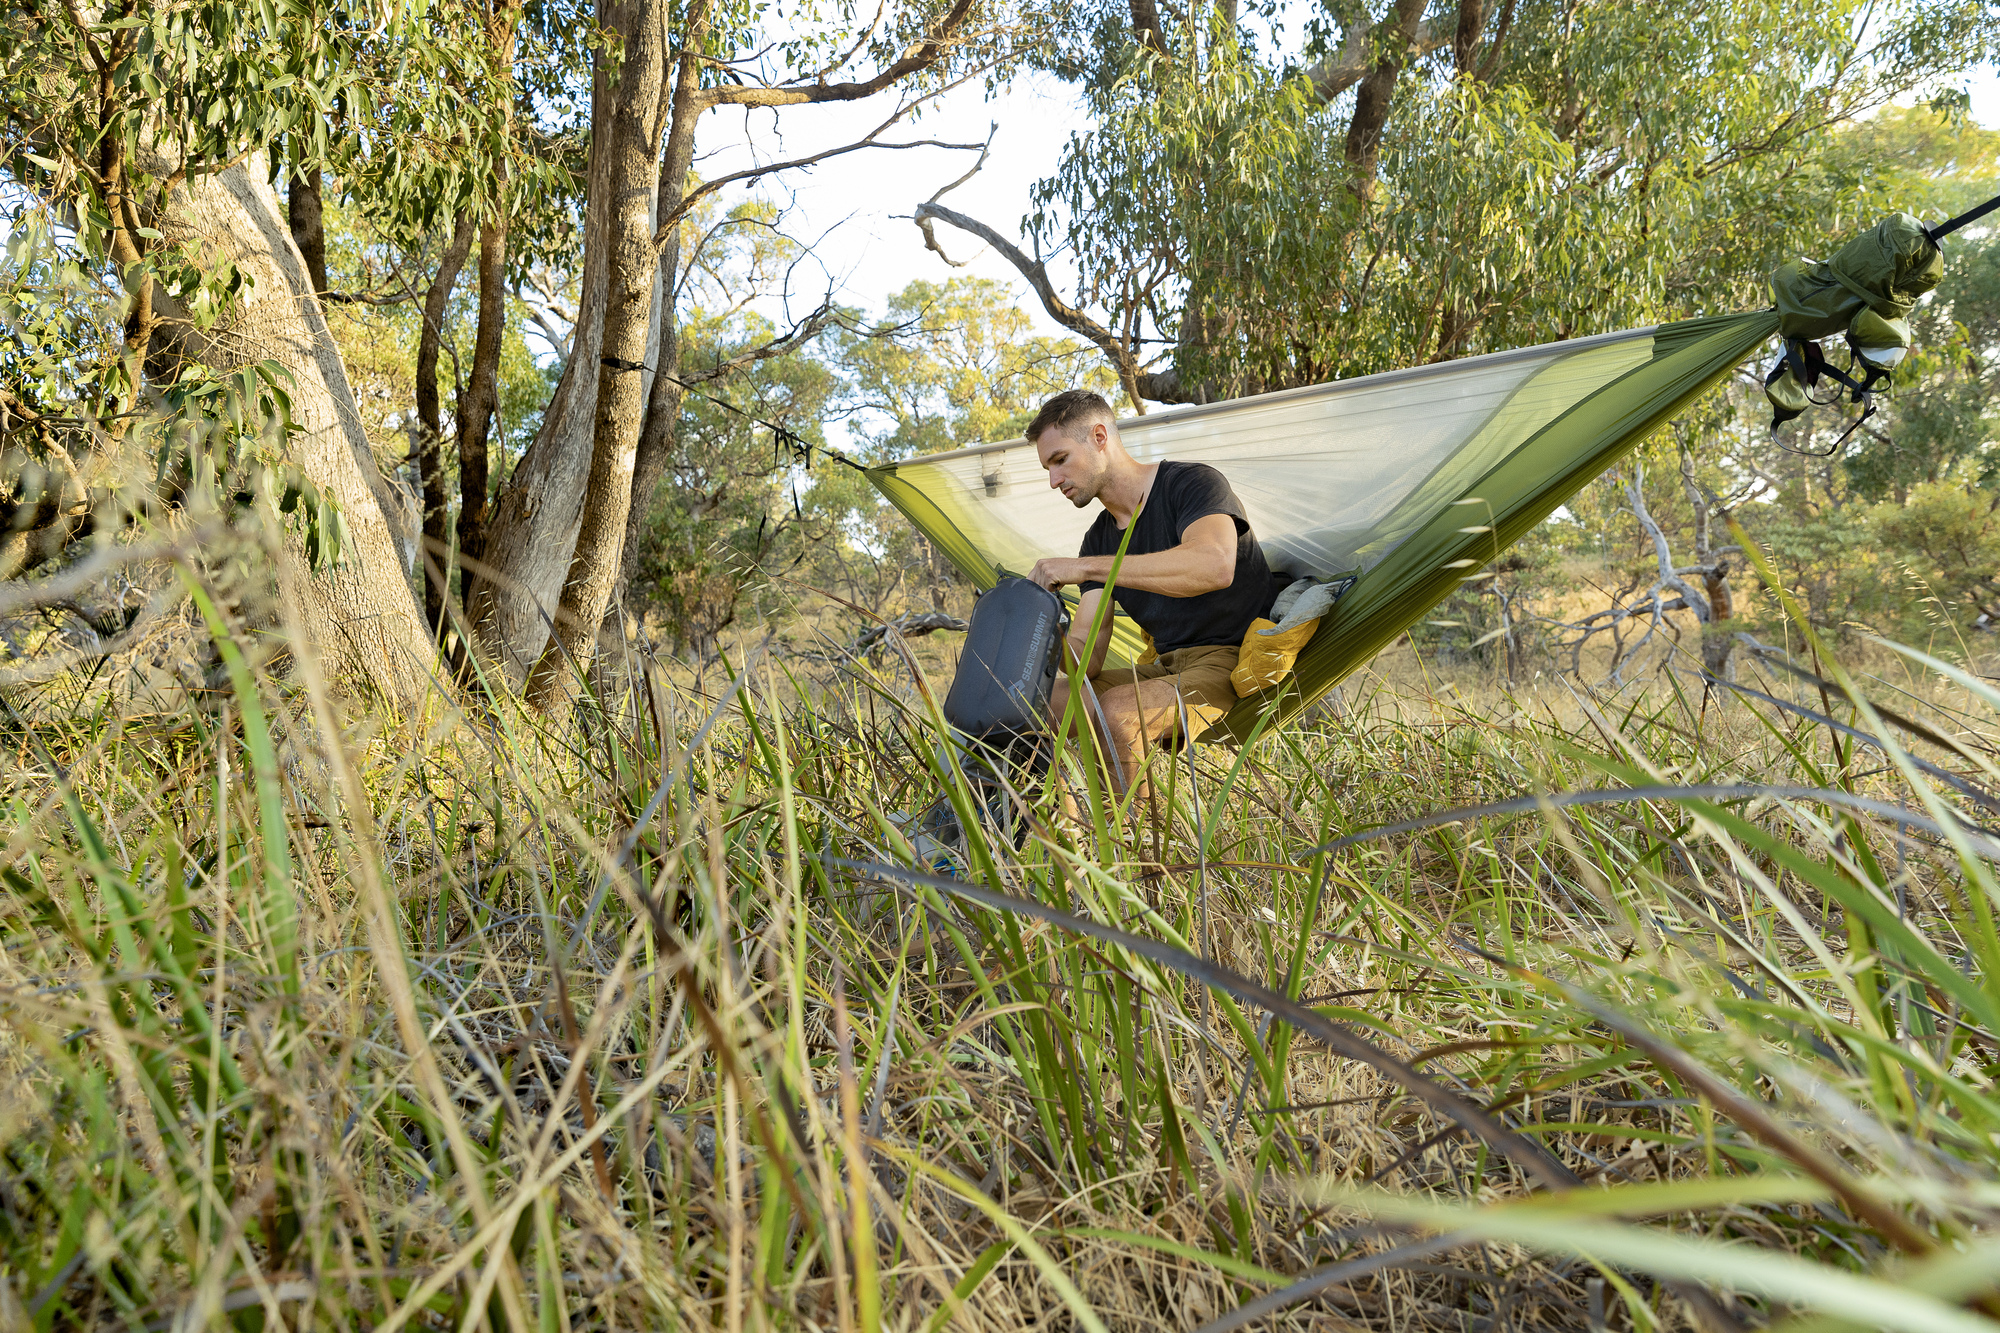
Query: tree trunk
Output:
[[466, 8, 620, 675], [455, 2, 516, 576], [617, 275, 683, 613], [523, 0, 668, 711], [1702, 561, 1736, 679], [1344, 0, 1427, 201], [455, 215, 507, 571], [1452, 0, 1484, 76], [416, 214, 475, 633], [1129, 0, 1165, 52], [286, 150, 327, 299], [616, 15, 709, 616], [163, 154, 438, 708]]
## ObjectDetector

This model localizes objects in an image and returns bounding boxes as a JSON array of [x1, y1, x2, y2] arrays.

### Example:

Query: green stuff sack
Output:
[[1847, 308, 1912, 370], [1764, 363, 1810, 426], [1771, 212, 1943, 341]]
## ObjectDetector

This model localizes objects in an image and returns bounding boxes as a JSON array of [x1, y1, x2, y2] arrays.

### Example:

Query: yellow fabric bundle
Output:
[[1230, 617, 1319, 696]]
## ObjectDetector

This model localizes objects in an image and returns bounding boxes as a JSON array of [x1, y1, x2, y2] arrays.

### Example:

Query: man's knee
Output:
[[1111, 684, 1186, 749], [1088, 683, 1137, 733]]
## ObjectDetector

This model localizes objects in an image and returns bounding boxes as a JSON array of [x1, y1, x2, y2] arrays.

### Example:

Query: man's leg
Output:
[[1050, 668, 1160, 813], [1048, 674, 1075, 735], [1094, 677, 1201, 809]]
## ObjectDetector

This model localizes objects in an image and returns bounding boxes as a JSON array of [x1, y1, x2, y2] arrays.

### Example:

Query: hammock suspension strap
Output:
[[600, 356, 867, 477]]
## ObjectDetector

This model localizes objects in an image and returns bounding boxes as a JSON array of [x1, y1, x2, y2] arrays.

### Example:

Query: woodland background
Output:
[[10, 4, 2000, 1331], [7, 0, 2000, 695]]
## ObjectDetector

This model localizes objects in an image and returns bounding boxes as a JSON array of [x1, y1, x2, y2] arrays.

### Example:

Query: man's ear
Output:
[[1092, 421, 1110, 450]]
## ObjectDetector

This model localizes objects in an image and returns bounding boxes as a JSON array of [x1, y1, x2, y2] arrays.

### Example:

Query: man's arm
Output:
[[1064, 588, 1114, 677], [1027, 512, 1237, 598]]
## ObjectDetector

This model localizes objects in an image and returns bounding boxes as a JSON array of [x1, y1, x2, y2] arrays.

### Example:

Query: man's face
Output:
[[1035, 419, 1109, 509]]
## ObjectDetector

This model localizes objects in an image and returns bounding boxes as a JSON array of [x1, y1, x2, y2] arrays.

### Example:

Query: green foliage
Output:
[[0, 214, 129, 434], [839, 277, 1112, 456], [631, 308, 843, 657], [1029, 0, 1996, 397], [1869, 480, 2000, 643], [1444, 105, 2000, 665], [318, 193, 558, 474], [1, 215, 347, 569], [630, 275, 1112, 648], [321, 0, 592, 267]]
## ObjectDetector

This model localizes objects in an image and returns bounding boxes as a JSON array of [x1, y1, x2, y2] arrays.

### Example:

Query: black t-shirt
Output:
[[1079, 461, 1273, 654]]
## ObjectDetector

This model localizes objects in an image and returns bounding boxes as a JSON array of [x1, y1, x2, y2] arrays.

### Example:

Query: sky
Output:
[[695, 69, 1089, 340], [696, 61, 2000, 348]]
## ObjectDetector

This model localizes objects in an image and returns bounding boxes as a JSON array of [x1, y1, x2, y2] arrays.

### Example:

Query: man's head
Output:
[[1028, 389, 1122, 509]]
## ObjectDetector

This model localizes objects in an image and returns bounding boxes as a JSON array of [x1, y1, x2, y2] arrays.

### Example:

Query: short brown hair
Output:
[[1026, 389, 1114, 443]]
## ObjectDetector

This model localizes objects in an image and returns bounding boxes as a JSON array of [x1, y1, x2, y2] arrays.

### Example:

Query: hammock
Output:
[[864, 309, 1780, 742]]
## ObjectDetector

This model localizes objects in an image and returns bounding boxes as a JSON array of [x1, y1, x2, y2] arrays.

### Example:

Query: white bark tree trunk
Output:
[[523, 0, 669, 710], [160, 154, 438, 709], [466, 0, 638, 678]]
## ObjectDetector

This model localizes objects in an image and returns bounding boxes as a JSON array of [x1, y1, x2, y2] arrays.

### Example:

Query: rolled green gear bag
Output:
[[1766, 213, 1941, 433], [1770, 212, 1942, 340]]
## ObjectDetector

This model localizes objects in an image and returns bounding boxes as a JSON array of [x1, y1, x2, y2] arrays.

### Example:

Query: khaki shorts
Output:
[[1095, 643, 1240, 715]]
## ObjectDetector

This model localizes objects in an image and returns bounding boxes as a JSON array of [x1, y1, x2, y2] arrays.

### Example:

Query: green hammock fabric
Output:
[[865, 309, 1780, 742]]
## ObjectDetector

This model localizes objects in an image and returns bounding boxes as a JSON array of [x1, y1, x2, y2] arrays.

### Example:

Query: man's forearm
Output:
[[1065, 629, 1110, 678]]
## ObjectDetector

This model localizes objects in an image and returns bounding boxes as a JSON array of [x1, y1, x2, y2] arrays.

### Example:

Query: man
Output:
[[1024, 389, 1272, 800]]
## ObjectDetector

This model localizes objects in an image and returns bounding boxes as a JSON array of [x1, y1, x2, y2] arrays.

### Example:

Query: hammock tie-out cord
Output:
[[599, 357, 867, 515]]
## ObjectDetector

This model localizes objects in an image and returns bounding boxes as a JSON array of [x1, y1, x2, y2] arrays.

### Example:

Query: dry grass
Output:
[[0, 549, 1997, 1332]]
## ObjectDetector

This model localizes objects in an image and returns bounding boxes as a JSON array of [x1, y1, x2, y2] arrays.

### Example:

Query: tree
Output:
[[1390, 102, 2000, 684], [1, 0, 1023, 712], [918, 0, 1997, 406], [288, 0, 584, 649], [840, 277, 1113, 454], [1870, 481, 2000, 642], [470, 0, 1020, 712], [0, 0, 473, 706], [622, 275, 1109, 653], [627, 310, 843, 659]]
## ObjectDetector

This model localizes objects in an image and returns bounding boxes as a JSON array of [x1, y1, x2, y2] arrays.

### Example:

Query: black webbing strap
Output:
[[1766, 338, 1889, 457], [1769, 337, 1880, 400], [1927, 188, 2000, 243]]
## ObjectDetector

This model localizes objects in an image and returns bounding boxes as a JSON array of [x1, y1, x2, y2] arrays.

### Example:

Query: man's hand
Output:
[[1028, 556, 1093, 591]]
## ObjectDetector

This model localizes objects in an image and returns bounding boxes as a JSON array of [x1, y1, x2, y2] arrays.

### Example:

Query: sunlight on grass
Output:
[[1, 556, 1997, 1331]]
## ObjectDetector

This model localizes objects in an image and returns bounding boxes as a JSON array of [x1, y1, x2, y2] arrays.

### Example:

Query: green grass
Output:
[[1, 559, 1998, 1331]]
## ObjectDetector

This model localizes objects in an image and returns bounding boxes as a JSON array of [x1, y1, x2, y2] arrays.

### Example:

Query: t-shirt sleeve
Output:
[[1168, 463, 1249, 539]]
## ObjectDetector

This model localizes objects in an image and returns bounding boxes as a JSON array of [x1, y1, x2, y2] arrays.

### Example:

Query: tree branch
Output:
[[1344, 0, 1430, 199], [1305, 13, 1441, 105], [1129, 0, 1167, 54], [679, 302, 842, 386], [913, 200, 1162, 409], [658, 101, 986, 249], [1474, 0, 1516, 81], [1628, 464, 1709, 623], [692, 0, 978, 110], [912, 121, 995, 269]]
